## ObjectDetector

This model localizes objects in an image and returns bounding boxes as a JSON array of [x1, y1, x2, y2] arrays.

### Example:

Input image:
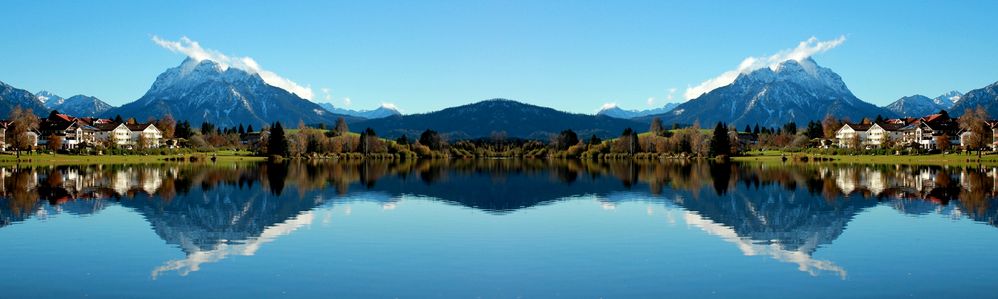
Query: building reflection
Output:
[[0, 160, 997, 279]]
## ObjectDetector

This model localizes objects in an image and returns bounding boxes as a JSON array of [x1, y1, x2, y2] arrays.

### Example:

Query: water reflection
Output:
[[1, 160, 998, 279]]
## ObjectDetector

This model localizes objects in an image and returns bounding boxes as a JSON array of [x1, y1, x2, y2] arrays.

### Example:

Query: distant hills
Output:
[[596, 103, 680, 119], [35, 91, 114, 117], [102, 58, 360, 127], [0, 81, 49, 116], [950, 81, 998, 116], [351, 99, 645, 139], [884, 91, 960, 117], [317, 102, 401, 119], [644, 58, 897, 127]]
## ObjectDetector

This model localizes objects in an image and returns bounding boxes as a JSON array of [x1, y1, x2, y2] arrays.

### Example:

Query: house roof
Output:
[[872, 122, 905, 131], [842, 123, 872, 131], [94, 122, 125, 131], [126, 123, 156, 131]]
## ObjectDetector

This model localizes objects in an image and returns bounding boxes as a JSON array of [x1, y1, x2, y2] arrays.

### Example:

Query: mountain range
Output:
[[643, 58, 897, 127], [883, 91, 961, 117], [4, 56, 998, 137], [0, 81, 50, 116], [596, 103, 680, 119], [351, 99, 645, 139], [102, 58, 359, 127], [317, 102, 401, 119], [950, 81, 998, 117], [35, 91, 114, 117]]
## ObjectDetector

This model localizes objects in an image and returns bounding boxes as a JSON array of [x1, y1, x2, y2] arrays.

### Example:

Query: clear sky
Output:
[[2, 0, 997, 114]]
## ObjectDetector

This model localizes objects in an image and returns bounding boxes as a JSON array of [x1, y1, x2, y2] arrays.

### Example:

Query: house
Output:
[[867, 122, 904, 148], [835, 123, 871, 148], [897, 113, 960, 150], [95, 123, 132, 147], [126, 123, 163, 148]]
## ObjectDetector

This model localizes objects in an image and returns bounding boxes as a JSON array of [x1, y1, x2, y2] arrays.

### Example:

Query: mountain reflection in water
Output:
[[1, 160, 997, 279]]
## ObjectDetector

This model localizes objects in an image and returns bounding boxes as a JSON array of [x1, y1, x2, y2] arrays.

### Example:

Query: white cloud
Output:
[[683, 36, 846, 100], [667, 88, 677, 101], [343, 97, 352, 106], [646, 97, 656, 107], [152, 36, 315, 100], [321, 88, 332, 101]]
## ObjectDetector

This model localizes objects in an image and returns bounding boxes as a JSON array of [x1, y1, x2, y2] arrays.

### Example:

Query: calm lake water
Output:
[[1, 160, 998, 298]]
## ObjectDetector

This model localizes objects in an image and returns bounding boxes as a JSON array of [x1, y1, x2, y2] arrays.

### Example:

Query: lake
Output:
[[1, 160, 997, 298]]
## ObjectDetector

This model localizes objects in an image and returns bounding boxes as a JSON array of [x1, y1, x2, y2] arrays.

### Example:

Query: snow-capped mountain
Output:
[[644, 58, 895, 127], [104, 58, 358, 127], [0, 81, 50, 116], [884, 95, 945, 117], [950, 81, 998, 117], [35, 90, 66, 107], [317, 102, 401, 119], [932, 90, 961, 108], [51, 95, 114, 117], [597, 103, 680, 119]]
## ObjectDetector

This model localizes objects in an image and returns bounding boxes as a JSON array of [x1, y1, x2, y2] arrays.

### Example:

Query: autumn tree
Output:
[[959, 106, 990, 156], [7, 106, 39, 158], [334, 117, 349, 136], [822, 115, 843, 139], [46, 135, 62, 151], [935, 134, 950, 152], [419, 129, 445, 151], [650, 117, 664, 136], [156, 114, 177, 139]]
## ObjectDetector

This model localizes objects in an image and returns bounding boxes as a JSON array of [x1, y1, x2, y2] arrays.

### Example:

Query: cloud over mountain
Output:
[[152, 36, 314, 100], [684, 36, 847, 100]]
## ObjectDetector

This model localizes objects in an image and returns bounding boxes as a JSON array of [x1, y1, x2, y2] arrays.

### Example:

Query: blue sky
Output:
[[2, 0, 997, 114]]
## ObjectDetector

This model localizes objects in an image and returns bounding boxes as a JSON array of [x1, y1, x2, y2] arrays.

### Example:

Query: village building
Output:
[[835, 123, 871, 148]]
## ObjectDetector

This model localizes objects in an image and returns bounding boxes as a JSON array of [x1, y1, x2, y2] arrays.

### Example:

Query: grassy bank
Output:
[[0, 150, 265, 166], [733, 150, 998, 166]]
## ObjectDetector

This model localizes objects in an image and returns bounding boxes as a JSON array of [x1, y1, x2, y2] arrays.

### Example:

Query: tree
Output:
[[822, 115, 843, 139], [959, 106, 990, 156], [238, 124, 245, 135], [805, 121, 824, 139], [849, 134, 862, 150], [396, 134, 410, 145], [156, 115, 177, 139], [247, 125, 254, 133], [753, 124, 760, 135], [419, 129, 444, 150], [709, 122, 731, 157], [334, 117, 349, 136], [359, 127, 378, 154], [875, 114, 885, 124], [267, 122, 289, 157], [554, 129, 579, 151], [7, 106, 39, 158], [935, 134, 950, 152], [114, 114, 123, 123], [744, 125, 752, 134], [782, 122, 798, 135], [46, 135, 62, 151], [136, 134, 149, 150], [650, 117, 664, 136], [588, 134, 602, 145]]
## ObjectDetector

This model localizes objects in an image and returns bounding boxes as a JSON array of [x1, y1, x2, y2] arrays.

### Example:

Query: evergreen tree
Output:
[[114, 114, 123, 123], [875, 114, 884, 124], [753, 124, 760, 135], [396, 134, 410, 145], [744, 125, 751, 133], [247, 124, 254, 133], [709, 122, 731, 157], [588, 134, 602, 145], [268, 122, 289, 157], [238, 124, 245, 135]]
